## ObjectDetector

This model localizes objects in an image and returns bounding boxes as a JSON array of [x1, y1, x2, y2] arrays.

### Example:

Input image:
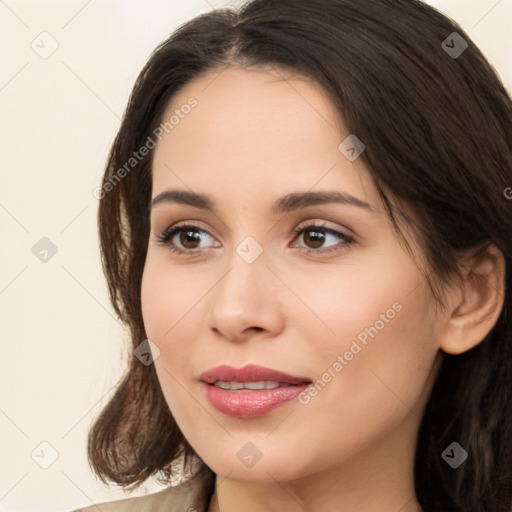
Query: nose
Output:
[[205, 247, 285, 343]]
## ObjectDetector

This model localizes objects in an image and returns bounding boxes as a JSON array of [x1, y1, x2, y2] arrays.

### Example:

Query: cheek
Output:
[[292, 249, 438, 411], [308, 267, 437, 426], [280, 267, 438, 476], [140, 255, 208, 382], [141, 255, 202, 341], [140, 260, 203, 423]]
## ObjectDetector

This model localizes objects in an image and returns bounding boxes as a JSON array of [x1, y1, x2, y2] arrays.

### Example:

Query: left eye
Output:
[[292, 224, 354, 253], [156, 222, 354, 255]]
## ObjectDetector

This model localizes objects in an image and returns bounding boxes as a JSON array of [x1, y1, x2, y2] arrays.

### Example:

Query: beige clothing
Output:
[[72, 465, 215, 512]]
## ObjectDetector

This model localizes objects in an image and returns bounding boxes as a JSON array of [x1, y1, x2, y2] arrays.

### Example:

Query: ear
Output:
[[439, 243, 506, 355]]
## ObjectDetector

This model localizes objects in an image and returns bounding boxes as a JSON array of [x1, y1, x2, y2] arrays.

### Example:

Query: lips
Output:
[[199, 364, 312, 386], [199, 364, 312, 418]]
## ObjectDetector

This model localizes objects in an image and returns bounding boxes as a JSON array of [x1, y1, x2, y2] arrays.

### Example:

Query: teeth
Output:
[[214, 381, 287, 390], [245, 381, 281, 390]]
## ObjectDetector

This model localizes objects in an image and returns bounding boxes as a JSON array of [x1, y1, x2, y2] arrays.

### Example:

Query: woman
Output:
[[73, 0, 512, 510]]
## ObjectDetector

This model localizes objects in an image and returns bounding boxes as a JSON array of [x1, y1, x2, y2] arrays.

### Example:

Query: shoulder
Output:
[[71, 465, 215, 512]]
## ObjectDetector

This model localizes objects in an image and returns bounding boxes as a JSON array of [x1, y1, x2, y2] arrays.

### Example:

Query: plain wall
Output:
[[0, 1, 510, 511]]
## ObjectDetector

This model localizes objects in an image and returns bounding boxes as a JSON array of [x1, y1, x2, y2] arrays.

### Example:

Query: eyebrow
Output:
[[150, 189, 376, 214]]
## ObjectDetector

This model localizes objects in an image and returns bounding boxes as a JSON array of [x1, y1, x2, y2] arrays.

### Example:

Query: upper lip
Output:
[[200, 364, 312, 385]]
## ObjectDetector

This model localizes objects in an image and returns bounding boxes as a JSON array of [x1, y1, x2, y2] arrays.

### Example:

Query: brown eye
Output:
[[293, 223, 355, 254], [302, 229, 326, 249], [156, 223, 218, 254], [179, 229, 202, 249]]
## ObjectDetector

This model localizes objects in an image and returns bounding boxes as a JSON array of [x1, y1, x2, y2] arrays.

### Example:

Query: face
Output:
[[141, 65, 444, 484]]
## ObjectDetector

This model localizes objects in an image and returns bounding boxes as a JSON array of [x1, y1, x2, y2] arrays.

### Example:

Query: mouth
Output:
[[199, 364, 312, 418], [199, 363, 312, 386], [210, 380, 302, 391]]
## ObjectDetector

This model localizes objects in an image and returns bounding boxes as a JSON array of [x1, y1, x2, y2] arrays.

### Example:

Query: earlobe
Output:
[[439, 243, 506, 355]]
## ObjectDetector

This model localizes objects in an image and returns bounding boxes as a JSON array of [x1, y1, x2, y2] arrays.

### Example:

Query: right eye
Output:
[[156, 222, 220, 254]]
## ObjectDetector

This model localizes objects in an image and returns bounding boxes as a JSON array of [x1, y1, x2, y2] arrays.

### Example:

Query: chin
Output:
[[200, 448, 310, 484]]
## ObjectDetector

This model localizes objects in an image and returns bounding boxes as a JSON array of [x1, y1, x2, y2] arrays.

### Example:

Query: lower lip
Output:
[[202, 382, 310, 418]]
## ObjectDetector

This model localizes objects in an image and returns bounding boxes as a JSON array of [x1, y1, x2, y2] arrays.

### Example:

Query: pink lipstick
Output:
[[200, 364, 312, 418]]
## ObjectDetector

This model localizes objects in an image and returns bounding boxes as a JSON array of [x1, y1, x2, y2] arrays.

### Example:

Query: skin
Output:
[[140, 65, 505, 512]]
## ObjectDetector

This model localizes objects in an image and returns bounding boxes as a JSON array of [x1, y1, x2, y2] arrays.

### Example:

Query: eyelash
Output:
[[156, 222, 355, 256]]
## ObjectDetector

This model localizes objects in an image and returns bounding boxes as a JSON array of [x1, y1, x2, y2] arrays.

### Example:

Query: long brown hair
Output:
[[88, 1, 512, 510]]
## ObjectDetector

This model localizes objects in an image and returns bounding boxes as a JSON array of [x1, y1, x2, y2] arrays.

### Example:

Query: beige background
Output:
[[0, 1, 510, 511]]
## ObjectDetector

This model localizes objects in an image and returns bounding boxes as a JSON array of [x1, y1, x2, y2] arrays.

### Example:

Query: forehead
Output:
[[151, 65, 378, 209]]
